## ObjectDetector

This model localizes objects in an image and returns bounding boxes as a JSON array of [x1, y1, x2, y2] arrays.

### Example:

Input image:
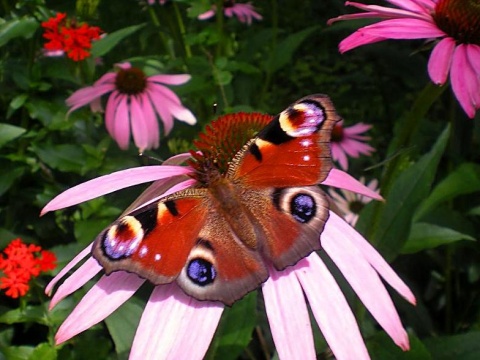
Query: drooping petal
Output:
[[45, 244, 92, 295], [343, 122, 372, 135], [322, 168, 383, 200], [50, 257, 101, 309], [113, 95, 132, 149], [339, 32, 387, 53], [450, 44, 476, 118], [149, 84, 196, 125], [55, 272, 145, 344], [357, 18, 445, 39], [263, 266, 316, 359], [296, 254, 370, 360], [344, 1, 431, 21], [427, 37, 455, 85], [322, 214, 410, 350], [331, 143, 349, 170], [146, 87, 174, 135], [148, 74, 191, 85], [66, 83, 114, 113], [41, 165, 194, 214], [105, 91, 122, 137], [130, 283, 223, 359], [130, 95, 150, 151], [198, 9, 216, 20], [326, 211, 416, 305]]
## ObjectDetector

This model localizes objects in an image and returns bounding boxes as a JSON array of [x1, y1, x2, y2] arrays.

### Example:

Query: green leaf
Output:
[[91, 24, 146, 57], [424, 332, 480, 360], [28, 343, 57, 360], [415, 163, 480, 221], [368, 332, 431, 359], [0, 305, 48, 325], [362, 125, 450, 259], [0, 346, 34, 360], [0, 165, 25, 197], [0, 124, 26, 149], [205, 292, 257, 360], [104, 299, 143, 357], [402, 222, 475, 254], [265, 26, 318, 73], [0, 17, 39, 47], [74, 218, 112, 245]]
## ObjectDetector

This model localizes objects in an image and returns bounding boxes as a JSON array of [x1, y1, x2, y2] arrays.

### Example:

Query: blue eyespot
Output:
[[290, 193, 316, 223], [187, 258, 216, 286]]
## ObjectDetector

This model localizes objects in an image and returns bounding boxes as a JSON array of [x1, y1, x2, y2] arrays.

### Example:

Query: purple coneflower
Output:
[[331, 120, 375, 170], [198, 1, 262, 25], [43, 159, 414, 359], [66, 62, 196, 151], [329, 0, 480, 118], [329, 176, 380, 226]]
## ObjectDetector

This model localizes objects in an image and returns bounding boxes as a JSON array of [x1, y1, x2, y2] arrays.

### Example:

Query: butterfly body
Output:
[[92, 94, 340, 305]]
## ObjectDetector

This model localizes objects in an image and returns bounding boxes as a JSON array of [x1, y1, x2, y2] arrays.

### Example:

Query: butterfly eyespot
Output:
[[280, 100, 326, 138], [290, 193, 316, 223], [102, 216, 144, 260], [187, 258, 217, 286]]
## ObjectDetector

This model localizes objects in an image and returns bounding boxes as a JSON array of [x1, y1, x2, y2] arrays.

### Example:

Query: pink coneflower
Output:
[[198, 1, 262, 25], [331, 120, 375, 170], [329, 176, 380, 226], [329, 0, 480, 119], [42, 109, 414, 358], [66, 62, 196, 151]]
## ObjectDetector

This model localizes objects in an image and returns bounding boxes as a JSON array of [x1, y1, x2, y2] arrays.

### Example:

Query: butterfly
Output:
[[92, 94, 340, 306]]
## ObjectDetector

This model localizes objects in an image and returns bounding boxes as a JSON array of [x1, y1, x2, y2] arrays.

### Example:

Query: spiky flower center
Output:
[[433, 0, 480, 45], [115, 67, 147, 95], [188, 112, 273, 185], [331, 123, 344, 143]]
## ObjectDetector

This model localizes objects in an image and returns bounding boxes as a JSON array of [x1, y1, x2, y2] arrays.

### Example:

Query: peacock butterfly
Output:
[[92, 94, 340, 305]]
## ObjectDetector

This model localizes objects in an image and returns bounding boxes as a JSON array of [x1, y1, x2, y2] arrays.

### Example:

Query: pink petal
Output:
[[50, 257, 101, 309], [41, 165, 194, 214], [198, 9, 215, 20], [149, 84, 196, 125], [130, 284, 223, 359], [55, 272, 145, 344], [450, 44, 476, 118], [359, 18, 445, 39], [105, 91, 122, 137], [296, 254, 370, 360], [385, 0, 432, 13], [428, 37, 455, 85], [66, 83, 113, 113], [146, 87, 174, 135], [148, 74, 191, 85], [322, 168, 384, 200], [322, 215, 410, 350], [46, 244, 92, 295], [327, 211, 416, 305], [339, 138, 375, 157], [345, 1, 430, 21], [130, 96, 150, 151], [263, 266, 316, 359], [93, 72, 116, 87], [140, 93, 160, 149], [113, 95, 132, 149], [344, 122, 372, 135], [331, 143, 349, 170], [339, 32, 388, 53]]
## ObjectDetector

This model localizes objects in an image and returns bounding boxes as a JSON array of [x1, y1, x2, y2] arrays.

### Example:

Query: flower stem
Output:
[[173, 2, 191, 59]]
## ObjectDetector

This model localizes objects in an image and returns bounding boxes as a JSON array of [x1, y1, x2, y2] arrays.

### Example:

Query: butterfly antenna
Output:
[[212, 102, 218, 115], [138, 152, 164, 165]]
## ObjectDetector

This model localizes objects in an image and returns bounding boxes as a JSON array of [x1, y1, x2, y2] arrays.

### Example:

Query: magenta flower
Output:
[[329, 176, 380, 226], [198, 1, 262, 25], [329, 0, 480, 118], [331, 120, 375, 170], [66, 62, 196, 151], [43, 158, 414, 359]]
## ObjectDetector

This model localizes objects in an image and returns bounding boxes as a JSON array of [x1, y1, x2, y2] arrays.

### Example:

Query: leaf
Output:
[[0, 346, 34, 360], [104, 299, 143, 357], [91, 24, 146, 57], [205, 292, 256, 360], [0, 124, 26, 149], [28, 343, 57, 360], [359, 125, 450, 260], [368, 332, 431, 360], [402, 222, 475, 254], [415, 163, 480, 221], [424, 332, 480, 360], [265, 26, 318, 73], [0, 305, 47, 325], [0, 165, 25, 197], [0, 17, 39, 47]]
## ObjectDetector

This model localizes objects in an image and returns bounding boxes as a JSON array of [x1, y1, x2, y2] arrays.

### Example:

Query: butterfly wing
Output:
[[92, 189, 269, 305], [229, 94, 339, 187]]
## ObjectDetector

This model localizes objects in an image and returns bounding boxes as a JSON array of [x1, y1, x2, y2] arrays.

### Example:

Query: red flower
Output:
[[41, 13, 102, 61], [0, 238, 57, 299]]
